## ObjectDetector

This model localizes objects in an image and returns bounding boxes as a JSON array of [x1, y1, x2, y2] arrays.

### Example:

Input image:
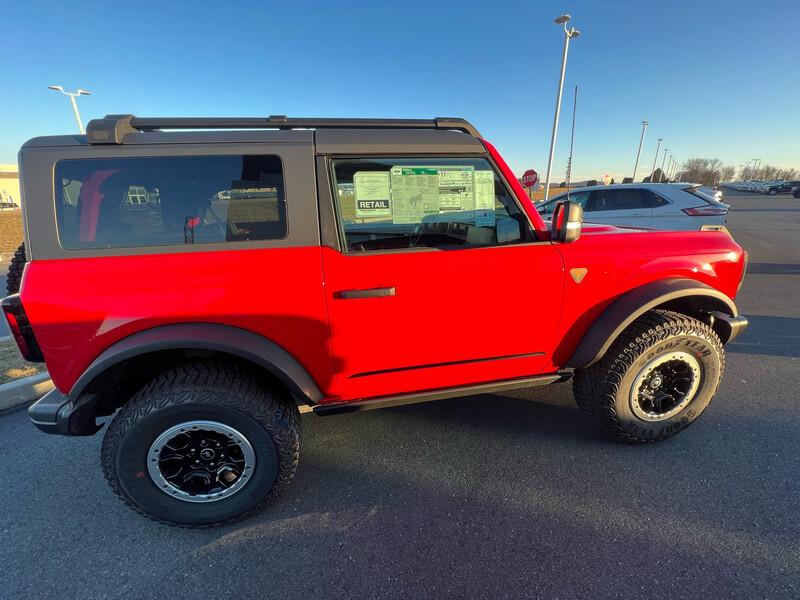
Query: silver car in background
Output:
[[537, 183, 729, 230]]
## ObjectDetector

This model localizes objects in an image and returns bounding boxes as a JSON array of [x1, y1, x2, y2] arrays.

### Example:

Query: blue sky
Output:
[[2, 0, 798, 182]]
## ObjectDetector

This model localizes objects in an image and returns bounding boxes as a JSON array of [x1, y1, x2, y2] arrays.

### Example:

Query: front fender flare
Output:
[[69, 323, 324, 405], [566, 279, 738, 369]]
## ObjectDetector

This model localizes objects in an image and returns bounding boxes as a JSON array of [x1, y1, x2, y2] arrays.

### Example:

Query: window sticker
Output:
[[354, 172, 392, 217], [474, 171, 495, 226], [390, 166, 482, 224], [390, 167, 439, 224]]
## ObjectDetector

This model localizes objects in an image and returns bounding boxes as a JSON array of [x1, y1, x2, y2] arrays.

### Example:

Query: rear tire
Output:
[[6, 242, 26, 296], [769, 189, 777, 195], [573, 310, 724, 444], [101, 361, 301, 527]]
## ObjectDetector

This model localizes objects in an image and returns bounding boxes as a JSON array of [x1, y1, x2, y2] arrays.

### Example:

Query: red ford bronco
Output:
[[3, 116, 748, 526]]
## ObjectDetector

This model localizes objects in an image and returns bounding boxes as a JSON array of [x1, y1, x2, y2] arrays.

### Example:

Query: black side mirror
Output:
[[550, 200, 583, 243]]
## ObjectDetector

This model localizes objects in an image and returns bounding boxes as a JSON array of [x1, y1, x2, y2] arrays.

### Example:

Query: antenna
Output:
[[566, 85, 578, 200]]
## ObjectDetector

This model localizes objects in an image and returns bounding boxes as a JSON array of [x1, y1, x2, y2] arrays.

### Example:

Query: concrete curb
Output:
[[0, 372, 53, 412]]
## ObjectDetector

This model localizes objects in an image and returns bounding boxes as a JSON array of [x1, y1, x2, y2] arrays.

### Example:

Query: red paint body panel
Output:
[[321, 243, 565, 401], [20, 248, 339, 398], [550, 228, 746, 366]]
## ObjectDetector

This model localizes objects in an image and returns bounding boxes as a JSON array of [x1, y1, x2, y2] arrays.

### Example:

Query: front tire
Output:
[[573, 310, 724, 444], [101, 361, 301, 527]]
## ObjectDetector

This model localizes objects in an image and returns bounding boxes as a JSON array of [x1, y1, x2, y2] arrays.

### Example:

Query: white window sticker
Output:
[[390, 167, 439, 224], [474, 170, 495, 226], [354, 172, 392, 217]]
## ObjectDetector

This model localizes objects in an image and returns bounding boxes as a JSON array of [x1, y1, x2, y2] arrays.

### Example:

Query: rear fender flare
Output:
[[566, 279, 738, 369], [69, 323, 324, 405]]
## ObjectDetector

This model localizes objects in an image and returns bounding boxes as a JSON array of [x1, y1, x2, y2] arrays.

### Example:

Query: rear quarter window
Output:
[[54, 155, 286, 249]]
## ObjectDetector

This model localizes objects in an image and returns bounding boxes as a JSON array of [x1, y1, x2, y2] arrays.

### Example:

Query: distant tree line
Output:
[[671, 159, 797, 186]]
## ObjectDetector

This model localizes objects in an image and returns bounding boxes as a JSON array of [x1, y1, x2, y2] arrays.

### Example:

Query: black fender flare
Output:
[[566, 279, 738, 369], [69, 323, 324, 405]]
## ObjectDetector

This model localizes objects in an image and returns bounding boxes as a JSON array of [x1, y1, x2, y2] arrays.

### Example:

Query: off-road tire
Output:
[[101, 361, 301, 527], [6, 242, 26, 296], [573, 310, 724, 444]]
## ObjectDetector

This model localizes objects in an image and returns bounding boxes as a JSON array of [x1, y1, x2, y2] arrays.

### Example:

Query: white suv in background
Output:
[[537, 183, 729, 230]]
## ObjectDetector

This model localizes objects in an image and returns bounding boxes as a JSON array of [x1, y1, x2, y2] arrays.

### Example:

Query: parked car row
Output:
[[537, 182, 729, 231], [723, 180, 800, 195]]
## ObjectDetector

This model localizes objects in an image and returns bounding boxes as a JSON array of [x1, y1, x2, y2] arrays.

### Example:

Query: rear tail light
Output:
[[682, 205, 728, 216], [1, 295, 44, 362]]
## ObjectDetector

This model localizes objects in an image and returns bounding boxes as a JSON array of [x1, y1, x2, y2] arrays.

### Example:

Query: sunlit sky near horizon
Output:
[[2, 0, 798, 182]]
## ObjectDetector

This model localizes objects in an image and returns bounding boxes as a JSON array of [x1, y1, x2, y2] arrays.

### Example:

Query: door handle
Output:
[[334, 287, 396, 300]]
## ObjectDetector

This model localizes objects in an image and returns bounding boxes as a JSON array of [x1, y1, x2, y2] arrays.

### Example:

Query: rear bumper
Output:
[[28, 389, 102, 436]]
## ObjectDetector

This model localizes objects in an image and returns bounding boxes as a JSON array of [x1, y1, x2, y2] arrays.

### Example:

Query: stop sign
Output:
[[603, 173, 612, 185], [522, 169, 538, 188]]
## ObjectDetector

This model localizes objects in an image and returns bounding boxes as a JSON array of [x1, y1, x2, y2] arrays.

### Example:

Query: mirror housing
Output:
[[550, 200, 583, 243]]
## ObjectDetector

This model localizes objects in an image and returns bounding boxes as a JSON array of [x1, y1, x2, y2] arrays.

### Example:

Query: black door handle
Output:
[[334, 287, 396, 300]]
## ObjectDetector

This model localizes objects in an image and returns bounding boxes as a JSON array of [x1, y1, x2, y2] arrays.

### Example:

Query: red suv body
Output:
[[4, 116, 747, 526]]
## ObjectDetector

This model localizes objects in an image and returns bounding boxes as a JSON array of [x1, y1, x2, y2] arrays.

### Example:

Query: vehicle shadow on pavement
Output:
[[726, 314, 800, 358], [744, 262, 800, 275]]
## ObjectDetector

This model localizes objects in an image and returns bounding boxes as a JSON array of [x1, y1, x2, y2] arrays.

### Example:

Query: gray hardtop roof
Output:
[[22, 115, 486, 155]]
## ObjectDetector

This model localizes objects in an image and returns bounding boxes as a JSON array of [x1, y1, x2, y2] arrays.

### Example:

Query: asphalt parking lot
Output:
[[1, 189, 798, 599]]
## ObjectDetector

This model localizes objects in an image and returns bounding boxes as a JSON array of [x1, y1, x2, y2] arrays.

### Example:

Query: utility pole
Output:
[[632, 120, 648, 183], [544, 15, 580, 201], [48, 86, 92, 134], [650, 138, 662, 181]]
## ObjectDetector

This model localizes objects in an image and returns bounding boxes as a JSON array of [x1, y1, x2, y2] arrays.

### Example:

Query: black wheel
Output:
[[6, 242, 26, 296], [573, 310, 724, 444], [101, 361, 301, 527], [793, 191, 800, 198], [768, 188, 778, 195]]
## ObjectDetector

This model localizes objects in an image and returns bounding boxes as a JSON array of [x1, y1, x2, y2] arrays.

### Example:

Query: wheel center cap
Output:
[[200, 448, 216, 460], [650, 376, 663, 388]]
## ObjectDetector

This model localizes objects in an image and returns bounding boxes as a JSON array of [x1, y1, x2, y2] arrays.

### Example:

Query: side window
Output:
[[589, 189, 646, 211], [564, 191, 590, 207], [54, 155, 286, 249], [331, 158, 529, 251], [639, 189, 670, 207]]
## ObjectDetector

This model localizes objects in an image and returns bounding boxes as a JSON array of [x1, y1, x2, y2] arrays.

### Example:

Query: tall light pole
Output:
[[752, 158, 761, 180], [650, 137, 662, 181], [661, 148, 669, 181], [631, 120, 649, 183], [48, 85, 91, 134], [738, 164, 744, 181], [544, 14, 580, 201]]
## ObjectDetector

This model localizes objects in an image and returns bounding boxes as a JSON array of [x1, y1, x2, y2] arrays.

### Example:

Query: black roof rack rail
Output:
[[85, 114, 482, 145]]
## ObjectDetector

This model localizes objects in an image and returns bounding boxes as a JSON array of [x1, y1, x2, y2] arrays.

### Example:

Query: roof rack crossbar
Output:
[[85, 115, 482, 144]]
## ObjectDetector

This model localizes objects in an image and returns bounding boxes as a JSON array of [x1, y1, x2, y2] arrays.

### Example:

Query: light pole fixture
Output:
[[649, 137, 662, 182], [48, 85, 92, 134], [632, 121, 649, 183], [544, 14, 580, 201], [752, 158, 761, 180]]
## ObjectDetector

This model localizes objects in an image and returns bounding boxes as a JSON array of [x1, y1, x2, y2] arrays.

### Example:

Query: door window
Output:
[[330, 158, 529, 251]]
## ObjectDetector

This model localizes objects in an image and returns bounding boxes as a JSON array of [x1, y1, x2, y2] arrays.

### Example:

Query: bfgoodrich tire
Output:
[[101, 361, 301, 527], [573, 310, 724, 444]]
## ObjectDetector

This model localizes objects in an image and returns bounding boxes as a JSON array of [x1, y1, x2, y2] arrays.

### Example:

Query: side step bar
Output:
[[313, 372, 571, 416]]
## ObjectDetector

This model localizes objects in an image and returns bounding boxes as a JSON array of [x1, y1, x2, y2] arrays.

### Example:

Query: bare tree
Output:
[[681, 158, 724, 186], [720, 165, 736, 182]]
